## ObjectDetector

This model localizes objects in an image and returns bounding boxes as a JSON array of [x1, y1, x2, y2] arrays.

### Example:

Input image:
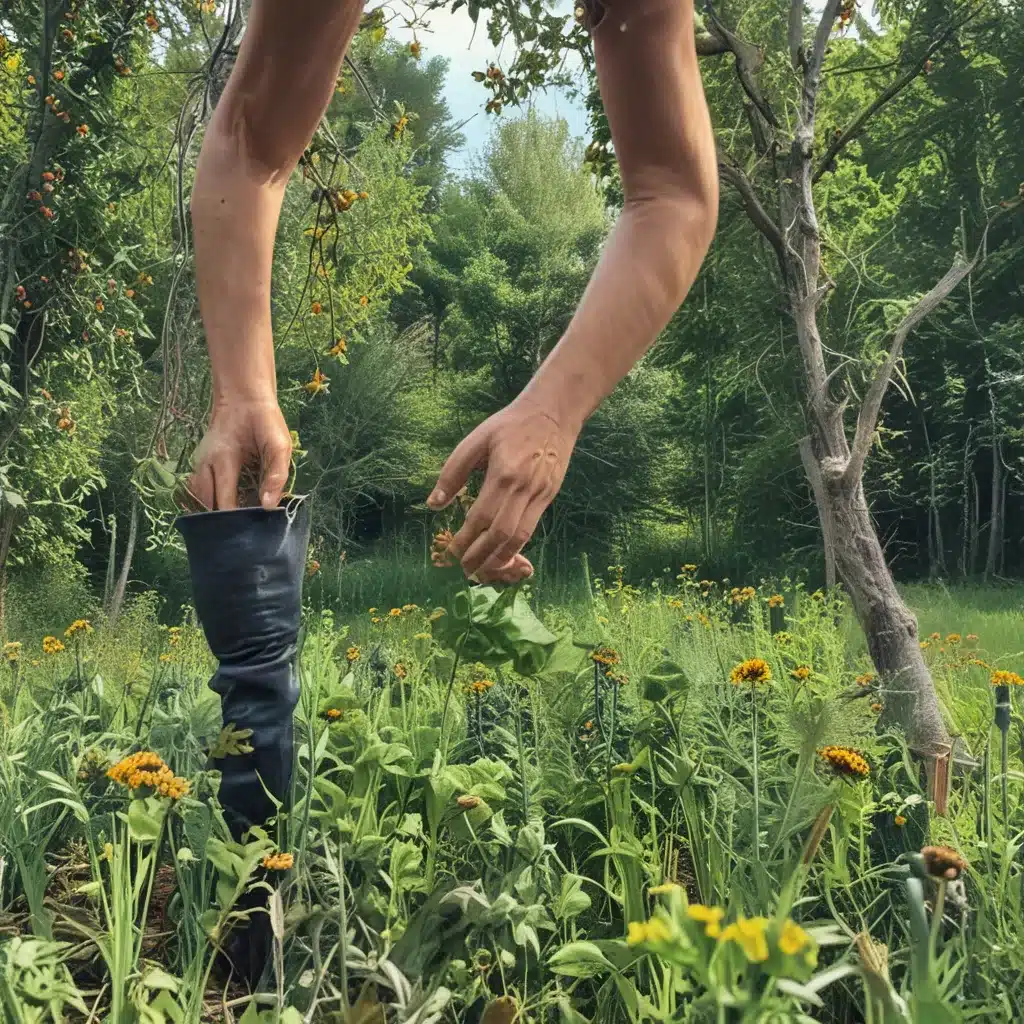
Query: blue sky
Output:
[[391, 6, 588, 171]]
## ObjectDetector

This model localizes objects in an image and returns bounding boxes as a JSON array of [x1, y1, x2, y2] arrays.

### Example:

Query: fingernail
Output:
[[261, 492, 275, 510], [427, 488, 447, 508]]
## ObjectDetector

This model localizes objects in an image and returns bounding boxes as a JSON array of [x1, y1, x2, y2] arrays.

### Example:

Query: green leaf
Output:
[[549, 941, 614, 978], [209, 725, 254, 758], [640, 658, 689, 703], [554, 873, 591, 921], [127, 797, 165, 842]]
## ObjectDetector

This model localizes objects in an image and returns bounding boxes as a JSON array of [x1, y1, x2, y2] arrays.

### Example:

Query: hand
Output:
[[427, 396, 579, 582], [188, 396, 293, 512]]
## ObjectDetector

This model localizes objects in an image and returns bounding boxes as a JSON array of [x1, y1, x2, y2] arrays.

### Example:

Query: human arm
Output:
[[432, 0, 719, 577], [188, 0, 366, 511]]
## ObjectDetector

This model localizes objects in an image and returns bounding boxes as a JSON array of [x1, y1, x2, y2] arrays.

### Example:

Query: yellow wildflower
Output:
[[262, 851, 294, 872], [414, 631, 431, 640], [389, 607, 402, 618], [346, 646, 361, 663], [686, 903, 724, 939], [720, 916, 770, 963], [393, 662, 408, 680], [790, 665, 811, 681], [991, 669, 1024, 687], [894, 814, 907, 827], [778, 919, 812, 957], [817, 745, 870, 779], [946, 633, 961, 645], [3, 641, 21, 663], [328, 338, 348, 357], [855, 672, 875, 686], [65, 618, 93, 639], [966, 633, 979, 642], [648, 882, 682, 895], [42, 636, 65, 655], [729, 658, 772, 685], [304, 368, 329, 395], [681, 564, 698, 573], [402, 603, 418, 612], [767, 594, 784, 608], [626, 918, 672, 946]]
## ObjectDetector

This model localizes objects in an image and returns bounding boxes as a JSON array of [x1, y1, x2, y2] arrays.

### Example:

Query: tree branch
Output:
[[813, 17, 969, 183], [843, 206, 1021, 488], [802, 0, 843, 125], [718, 160, 787, 275], [695, 30, 730, 56], [789, 0, 805, 70], [703, 4, 778, 129]]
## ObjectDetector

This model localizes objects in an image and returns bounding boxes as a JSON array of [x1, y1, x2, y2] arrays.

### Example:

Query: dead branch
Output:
[[843, 205, 1021, 488], [813, 16, 971, 183], [789, 0, 805, 70], [717, 161, 788, 275], [703, 4, 778, 129], [802, 0, 843, 125], [799, 436, 837, 588]]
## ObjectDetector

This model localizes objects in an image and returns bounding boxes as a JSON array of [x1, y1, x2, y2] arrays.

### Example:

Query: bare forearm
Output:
[[190, 0, 364, 403], [192, 128, 285, 402], [524, 0, 717, 430]]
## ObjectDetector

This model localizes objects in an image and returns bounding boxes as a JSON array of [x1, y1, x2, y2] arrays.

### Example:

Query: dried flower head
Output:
[[921, 845, 966, 881], [591, 646, 620, 667], [457, 794, 481, 810]]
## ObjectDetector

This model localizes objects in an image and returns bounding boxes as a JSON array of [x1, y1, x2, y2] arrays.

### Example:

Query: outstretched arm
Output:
[[434, 0, 719, 578], [189, 0, 366, 511]]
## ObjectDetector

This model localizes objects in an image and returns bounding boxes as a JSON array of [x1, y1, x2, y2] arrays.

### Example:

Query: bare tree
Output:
[[699, 0, 1021, 773]]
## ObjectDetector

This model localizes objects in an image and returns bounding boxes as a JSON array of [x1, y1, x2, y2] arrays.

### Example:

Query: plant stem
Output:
[[751, 686, 760, 863]]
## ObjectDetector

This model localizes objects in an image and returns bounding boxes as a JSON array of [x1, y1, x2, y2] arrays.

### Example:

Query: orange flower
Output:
[[328, 338, 347, 357], [53, 70, 64, 81], [311, 301, 323, 315], [94, 298, 104, 313], [304, 368, 329, 395], [817, 745, 869, 779], [145, 12, 160, 31], [921, 845, 966, 881], [409, 41, 422, 59], [76, 123, 89, 137], [359, 294, 369, 306], [894, 814, 906, 827]]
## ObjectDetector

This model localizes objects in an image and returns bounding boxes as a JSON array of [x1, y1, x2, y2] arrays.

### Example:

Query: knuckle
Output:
[[513, 529, 531, 549]]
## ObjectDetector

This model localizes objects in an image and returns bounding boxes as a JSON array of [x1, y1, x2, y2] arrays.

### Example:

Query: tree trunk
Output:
[[984, 404, 1002, 581], [821, 467, 950, 754], [106, 495, 140, 628]]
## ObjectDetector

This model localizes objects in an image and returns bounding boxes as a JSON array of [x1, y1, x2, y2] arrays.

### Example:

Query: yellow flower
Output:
[[590, 646, 620, 667], [946, 633, 961, 645], [790, 665, 811, 681], [686, 903, 724, 939], [730, 586, 756, 605], [855, 672, 875, 686], [648, 882, 682, 895], [894, 814, 907, 827], [394, 662, 408, 679], [262, 851, 294, 871], [402, 603, 418, 612], [346, 646, 361, 663], [666, 597, 683, 609], [920, 641, 930, 650], [778, 919, 811, 956], [359, 295, 369, 306], [159, 652, 174, 663], [100, 842, 115, 863], [626, 918, 672, 946], [328, 337, 347, 357], [817, 745, 870, 779], [720, 915, 770, 962], [3, 641, 21, 663], [64, 618, 93, 639], [681, 564, 698, 573], [767, 594, 784, 608], [991, 669, 1024, 687], [107, 751, 189, 800], [409, 40, 422, 58], [310, 301, 323, 315], [929, 632, 941, 641], [966, 633, 979, 642], [42, 636, 65, 655], [304, 368, 329, 395], [371, 616, 382, 625], [729, 658, 772, 685], [414, 631, 431, 640], [389, 607, 402, 618]]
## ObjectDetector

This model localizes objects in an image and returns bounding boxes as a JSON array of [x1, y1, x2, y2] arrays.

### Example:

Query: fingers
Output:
[[477, 494, 549, 577], [261, 436, 293, 511], [478, 554, 534, 585], [211, 453, 241, 511], [186, 465, 216, 513], [454, 485, 531, 577], [428, 427, 488, 511]]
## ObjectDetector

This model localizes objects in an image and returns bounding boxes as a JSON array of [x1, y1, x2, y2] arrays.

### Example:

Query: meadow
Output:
[[1, 563, 1021, 1023]]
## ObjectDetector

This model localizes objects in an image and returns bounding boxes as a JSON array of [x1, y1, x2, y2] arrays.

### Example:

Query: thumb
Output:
[[428, 427, 489, 509], [261, 437, 293, 511]]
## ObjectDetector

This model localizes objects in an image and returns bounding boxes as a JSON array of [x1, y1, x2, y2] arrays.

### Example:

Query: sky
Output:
[[390, 6, 588, 171]]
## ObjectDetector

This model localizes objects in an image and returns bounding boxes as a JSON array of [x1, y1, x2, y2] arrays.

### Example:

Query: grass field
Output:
[[0, 566, 1022, 1022]]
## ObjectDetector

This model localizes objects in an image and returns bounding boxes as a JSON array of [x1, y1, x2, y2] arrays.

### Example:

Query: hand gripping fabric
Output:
[[176, 498, 311, 840]]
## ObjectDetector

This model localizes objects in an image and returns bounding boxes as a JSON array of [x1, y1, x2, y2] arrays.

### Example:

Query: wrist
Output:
[[211, 382, 279, 410], [520, 365, 594, 437]]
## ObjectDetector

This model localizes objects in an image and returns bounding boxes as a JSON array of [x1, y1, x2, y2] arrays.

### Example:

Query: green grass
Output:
[[0, 567, 1022, 1022]]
